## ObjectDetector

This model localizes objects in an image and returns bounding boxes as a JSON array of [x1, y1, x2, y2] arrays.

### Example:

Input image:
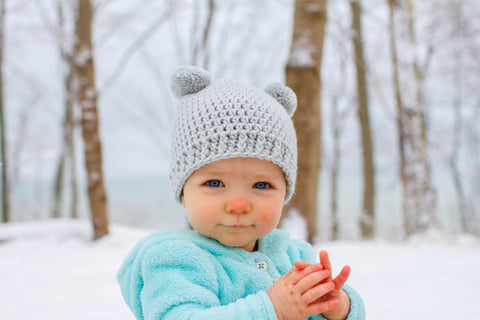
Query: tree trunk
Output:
[[330, 97, 340, 240], [53, 67, 78, 219], [404, 0, 436, 235], [450, 49, 469, 233], [329, 46, 349, 241], [52, 152, 65, 218], [52, 1, 80, 220], [74, 0, 109, 240], [68, 100, 79, 220], [388, 0, 436, 236], [284, 0, 327, 243], [64, 66, 79, 220], [350, 0, 375, 239], [387, 0, 407, 188], [0, 0, 8, 223]]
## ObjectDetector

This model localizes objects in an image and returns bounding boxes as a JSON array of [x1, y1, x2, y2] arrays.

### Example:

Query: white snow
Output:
[[74, 46, 93, 67], [82, 111, 97, 121], [287, 30, 316, 67], [1, 219, 479, 320]]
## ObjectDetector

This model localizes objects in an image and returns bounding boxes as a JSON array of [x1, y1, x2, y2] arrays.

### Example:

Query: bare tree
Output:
[[449, 51, 468, 232], [329, 96, 351, 240], [0, 0, 8, 223], [74, 0, 109, 240], [100, 2, 173, 94], [443, 0, 477, 234], [325, 13, 351, 240], [387, 0, 406, 193], [191, 0, 215, 69], [52, 1, 79, 219], [387, 0, 436, 236], [350, 0, 375, 239], [283, 0, 327, 243]]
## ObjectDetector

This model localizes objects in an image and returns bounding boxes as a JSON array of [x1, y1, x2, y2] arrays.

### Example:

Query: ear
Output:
[[264, 83, 297, 116], [170, 65, 211, 98]]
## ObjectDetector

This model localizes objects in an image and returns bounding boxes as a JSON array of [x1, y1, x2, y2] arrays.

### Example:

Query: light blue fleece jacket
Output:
[[117, 229, 365, 320]]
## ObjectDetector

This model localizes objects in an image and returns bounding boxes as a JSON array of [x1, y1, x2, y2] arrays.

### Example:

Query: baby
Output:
[[117, 66, 365, 320]]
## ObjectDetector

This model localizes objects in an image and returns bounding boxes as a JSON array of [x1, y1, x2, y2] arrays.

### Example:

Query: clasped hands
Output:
[[267, 251, 351, 320]]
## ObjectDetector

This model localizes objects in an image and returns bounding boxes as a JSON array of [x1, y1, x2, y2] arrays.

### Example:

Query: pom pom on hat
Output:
[[264, 83, 297, 116], [170, 65, 211, 98]]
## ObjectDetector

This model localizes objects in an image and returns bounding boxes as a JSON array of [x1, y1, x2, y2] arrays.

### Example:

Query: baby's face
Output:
[[182, 157, 286, 252]]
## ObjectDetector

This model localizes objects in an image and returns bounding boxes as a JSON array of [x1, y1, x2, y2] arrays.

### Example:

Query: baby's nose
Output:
[[225, 198, 252, 214]]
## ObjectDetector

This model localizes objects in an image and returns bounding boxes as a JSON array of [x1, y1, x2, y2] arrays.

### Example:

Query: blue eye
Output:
[[253, 182, 270, 189], [206, 180, 223, 187]]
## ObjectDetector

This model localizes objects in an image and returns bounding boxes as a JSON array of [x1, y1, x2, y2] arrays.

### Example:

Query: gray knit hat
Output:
[[169, 66, 298, 203]]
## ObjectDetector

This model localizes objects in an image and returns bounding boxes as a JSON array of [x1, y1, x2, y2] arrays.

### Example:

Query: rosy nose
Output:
[[225, 198, 252, 214]]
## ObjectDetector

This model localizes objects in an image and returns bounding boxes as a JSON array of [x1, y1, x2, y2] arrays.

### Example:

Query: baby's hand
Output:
[[289, 252, 352, 320], [267, 263, 339, 320], [316, 251, 351, 320]]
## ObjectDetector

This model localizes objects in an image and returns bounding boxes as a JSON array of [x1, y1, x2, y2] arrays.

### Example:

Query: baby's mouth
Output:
[[222, 224, 252, 228]]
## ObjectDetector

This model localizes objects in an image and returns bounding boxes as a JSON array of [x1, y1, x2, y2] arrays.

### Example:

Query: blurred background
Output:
[[2, 0, 480, 242], [2, 2, 480, 319]]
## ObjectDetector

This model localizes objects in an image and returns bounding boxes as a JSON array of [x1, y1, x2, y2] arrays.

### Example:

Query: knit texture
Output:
[[169, 66, 298, 203]]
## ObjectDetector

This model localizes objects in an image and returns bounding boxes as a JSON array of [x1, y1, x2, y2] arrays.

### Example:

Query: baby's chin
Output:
[[214, 235, 259, 251]]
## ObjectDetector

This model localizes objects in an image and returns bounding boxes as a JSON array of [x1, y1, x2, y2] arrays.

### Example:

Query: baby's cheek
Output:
[[187, 203, 217, 226], [259, 206, 282, 226]]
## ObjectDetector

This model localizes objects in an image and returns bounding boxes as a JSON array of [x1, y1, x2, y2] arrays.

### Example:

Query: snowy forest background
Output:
[[2, 0, 480, 242], [2, 1, 480, 319]]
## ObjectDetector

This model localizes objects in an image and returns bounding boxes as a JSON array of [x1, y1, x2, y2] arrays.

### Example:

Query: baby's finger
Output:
[[294, 261, 311, 271], [296, 269, 331, 294], [302, 281, 335, 305], [333, 265, 351, 289], [319, 250, 332, 273], [307, 296, 340, 316], [287, 263, 323, 284]]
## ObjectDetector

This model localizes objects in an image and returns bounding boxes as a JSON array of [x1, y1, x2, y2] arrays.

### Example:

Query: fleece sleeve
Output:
[[139, 240, 277, 320]]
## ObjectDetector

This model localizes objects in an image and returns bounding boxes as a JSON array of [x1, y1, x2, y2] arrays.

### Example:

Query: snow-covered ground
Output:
[[1, 219, 479, 320]]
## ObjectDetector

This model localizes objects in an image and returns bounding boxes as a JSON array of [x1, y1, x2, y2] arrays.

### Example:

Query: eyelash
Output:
[[203, 180, 272, 189], [205, 180, 223, 188], [253, 182, 271, 189]]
